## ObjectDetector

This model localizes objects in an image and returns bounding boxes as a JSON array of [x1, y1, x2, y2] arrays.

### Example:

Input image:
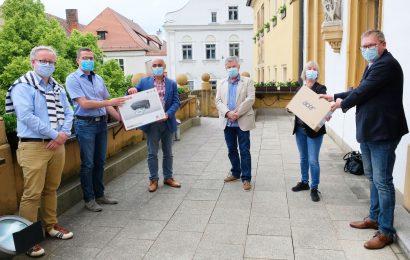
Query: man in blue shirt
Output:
[[215, 56, 256, 191], [6, 46, 74, 257], [66, 47, 129, 212]]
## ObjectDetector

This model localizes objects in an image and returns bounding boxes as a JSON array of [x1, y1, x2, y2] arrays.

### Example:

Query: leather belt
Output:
[[20, 138, 52, 142], [75, 115, 106, 122]]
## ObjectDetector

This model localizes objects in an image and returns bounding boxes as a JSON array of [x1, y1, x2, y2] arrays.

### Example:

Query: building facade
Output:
[[163, 0, 253, 90], [246, 0, 302, 84], [305, 0, 410, 194], [82, 8, 166, 76]]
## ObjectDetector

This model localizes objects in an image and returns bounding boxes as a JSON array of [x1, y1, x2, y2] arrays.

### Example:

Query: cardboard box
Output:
[[286, 86, 332, 132]]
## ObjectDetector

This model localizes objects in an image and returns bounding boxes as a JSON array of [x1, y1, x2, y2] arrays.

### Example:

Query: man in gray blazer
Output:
[[215, 56, 256, 191]]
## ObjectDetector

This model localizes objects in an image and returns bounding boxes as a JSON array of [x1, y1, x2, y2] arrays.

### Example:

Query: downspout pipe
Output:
[[298, 0, 304, 85]]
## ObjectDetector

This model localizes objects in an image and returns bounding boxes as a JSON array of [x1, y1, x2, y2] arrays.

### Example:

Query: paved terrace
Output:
[[15, 110, 409, 260]]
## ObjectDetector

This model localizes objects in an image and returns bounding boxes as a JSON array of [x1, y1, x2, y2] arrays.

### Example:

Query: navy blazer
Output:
[[131, 77, 180, 133], [334, 50, 408, 143]]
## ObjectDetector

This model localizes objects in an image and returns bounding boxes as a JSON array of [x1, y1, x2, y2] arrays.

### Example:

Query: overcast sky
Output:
[[0, 0, 190, 36]]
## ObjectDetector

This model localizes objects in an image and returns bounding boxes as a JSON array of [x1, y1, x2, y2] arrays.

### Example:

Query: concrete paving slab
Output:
[[32, 114, 410, 259]]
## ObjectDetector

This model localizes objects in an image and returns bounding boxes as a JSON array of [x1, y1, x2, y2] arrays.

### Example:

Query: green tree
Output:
[[97, 60, 132, 98]]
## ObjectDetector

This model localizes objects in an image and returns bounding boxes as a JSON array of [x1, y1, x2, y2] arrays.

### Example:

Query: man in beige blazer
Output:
[[215, 56, 256, 191]]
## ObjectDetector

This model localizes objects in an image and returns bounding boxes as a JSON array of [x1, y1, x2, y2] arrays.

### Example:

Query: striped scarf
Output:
[[5, 71, 65, 129]]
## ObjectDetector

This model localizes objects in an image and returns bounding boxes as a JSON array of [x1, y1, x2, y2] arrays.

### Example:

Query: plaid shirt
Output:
[[153, 76, 166, 106]]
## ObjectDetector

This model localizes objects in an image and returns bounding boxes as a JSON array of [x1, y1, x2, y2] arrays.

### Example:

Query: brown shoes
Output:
[[148, 180, 158, 192], [164, 178, 181, 188], [224, 175, 239, 182], [350, 217, 379, 229], [243, 181, 252, 191], [364, 232, 394, 249]]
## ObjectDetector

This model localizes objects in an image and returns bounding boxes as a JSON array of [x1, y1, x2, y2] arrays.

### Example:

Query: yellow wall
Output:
[[250, 0, 301, 83]]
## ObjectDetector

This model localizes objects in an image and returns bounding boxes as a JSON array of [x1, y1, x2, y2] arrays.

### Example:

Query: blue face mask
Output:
[[306, 70, 318, 80], [152, 67, 164, 76], [227, 67, 239, 78], [35, 63, 55, 78], [81, 60, 95, 71], [361, 47, 380, 63]]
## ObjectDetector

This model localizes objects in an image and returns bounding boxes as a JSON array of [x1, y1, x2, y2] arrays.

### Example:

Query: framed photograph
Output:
[[119, 88, 166, 130]]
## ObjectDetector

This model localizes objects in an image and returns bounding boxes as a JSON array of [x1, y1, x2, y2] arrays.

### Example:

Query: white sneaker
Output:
[[48, 225, 74, 240], [26, 244, 45, 257]]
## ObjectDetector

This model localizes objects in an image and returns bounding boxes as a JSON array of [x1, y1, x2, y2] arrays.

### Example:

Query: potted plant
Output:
[[264, 22, 270, 33], [279, 4, 286, 19], [177, 85, 189, 101], [276, 81, 286, 91], [265, 81, 275, 92], [271, 15, 277, 27]]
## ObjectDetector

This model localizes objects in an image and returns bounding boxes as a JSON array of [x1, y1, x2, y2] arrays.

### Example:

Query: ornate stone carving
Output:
[[322, 0, 342, 23], [321, 0, 343, 53]]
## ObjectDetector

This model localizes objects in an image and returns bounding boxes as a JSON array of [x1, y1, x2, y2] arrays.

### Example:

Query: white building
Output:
[[163, 0, 253, 90], [304, 0, 410, 193]]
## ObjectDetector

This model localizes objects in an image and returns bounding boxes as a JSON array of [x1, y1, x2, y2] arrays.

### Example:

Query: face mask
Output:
[[306, 70, 318, 80], [361, 47, 380, 63], [81, 60, 95, 71], [152, 67, 164, 76], [35, 63, 55, 78], [227, 67, 239, 78]]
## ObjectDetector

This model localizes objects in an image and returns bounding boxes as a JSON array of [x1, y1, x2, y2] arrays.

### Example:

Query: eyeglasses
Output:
[[36, 59, 56, 65], [360, 42, 383, 51], [80, 57, 94, 61]]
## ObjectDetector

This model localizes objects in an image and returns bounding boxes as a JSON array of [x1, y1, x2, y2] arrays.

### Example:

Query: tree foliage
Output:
[[97, 60, 132, 98], [0, 0, 131, 122]]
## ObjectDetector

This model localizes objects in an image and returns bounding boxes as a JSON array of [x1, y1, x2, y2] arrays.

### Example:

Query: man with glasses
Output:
[[66, 47, 129, 212], [127, 58, 180, 192], [321, 29, 408, 249], [6, 46, 74, 257]]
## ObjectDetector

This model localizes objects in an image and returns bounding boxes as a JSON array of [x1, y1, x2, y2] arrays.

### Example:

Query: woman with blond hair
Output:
[[291, 61, 327, 202]]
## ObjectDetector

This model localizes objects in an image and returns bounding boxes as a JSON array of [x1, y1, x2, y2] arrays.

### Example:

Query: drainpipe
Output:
[[298, 0, 304, 86]]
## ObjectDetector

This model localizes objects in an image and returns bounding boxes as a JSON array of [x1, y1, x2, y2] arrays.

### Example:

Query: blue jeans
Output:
[[224, 126, 251, 181], [360, 138, 401, 237], [74, 119, 107, 202], [295, 126, 324, 189], [145, 122, 174, 181]]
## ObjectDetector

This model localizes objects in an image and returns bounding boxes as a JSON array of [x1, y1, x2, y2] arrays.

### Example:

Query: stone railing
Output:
[[0, 95, 197, 215]]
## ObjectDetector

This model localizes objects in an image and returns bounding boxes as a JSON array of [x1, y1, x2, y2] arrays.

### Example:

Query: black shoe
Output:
[[292, 182, 310, 192], [310, 188, 321, 202]]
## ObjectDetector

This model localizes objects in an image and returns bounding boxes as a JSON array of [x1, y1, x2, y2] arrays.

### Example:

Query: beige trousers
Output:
[[17, 141, 65, 232]]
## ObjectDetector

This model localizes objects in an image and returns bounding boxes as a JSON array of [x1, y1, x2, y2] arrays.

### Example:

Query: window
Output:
[[228, 6, 238, 20], [97, 31, 107, 40], [182, 44, 192, 60], [211, 12, 217, 23], [116, 58, 124, 72], [282, 66, 287, 81], [210, 80, 217, 90], [205, 44, 216, 59], [187, 81, 194, 91], [229, 43, 239, 57]]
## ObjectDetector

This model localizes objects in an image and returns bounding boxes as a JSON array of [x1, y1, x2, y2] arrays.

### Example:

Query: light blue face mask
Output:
[[227, 67, 239, 78], [81, 60, 95, 71], [306, 70, 318, 80], [361, 47, 380, 63], [35, 63, 55, 78], [152, 67, 164, 76]]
